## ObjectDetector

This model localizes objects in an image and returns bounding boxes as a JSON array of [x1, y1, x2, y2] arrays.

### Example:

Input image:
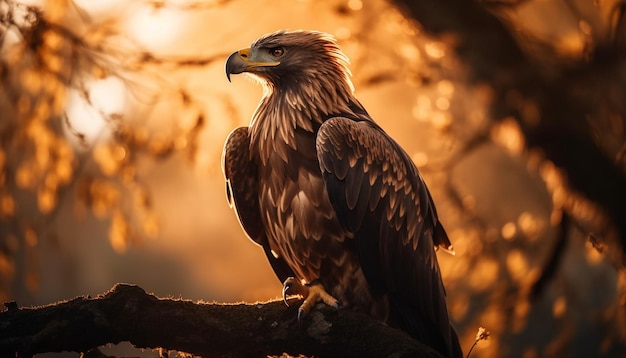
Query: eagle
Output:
[[223, 30, 462, 357]]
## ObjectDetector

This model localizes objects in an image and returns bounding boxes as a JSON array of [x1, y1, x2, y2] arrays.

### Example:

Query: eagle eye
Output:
[[269, 47, 284, 58]]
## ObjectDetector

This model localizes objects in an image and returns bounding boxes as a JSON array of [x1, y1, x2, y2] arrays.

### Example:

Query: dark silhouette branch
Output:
[[530, 212, 570, 299], [392, 0, 626, 264], [0, 284, 443, 358]]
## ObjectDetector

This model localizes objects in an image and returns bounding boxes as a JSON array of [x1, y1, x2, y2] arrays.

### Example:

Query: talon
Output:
[[297, 307, 305, 326], [282, 283, 292, 306], [282, 277, 299, 307], [280, 278, 339, 324]]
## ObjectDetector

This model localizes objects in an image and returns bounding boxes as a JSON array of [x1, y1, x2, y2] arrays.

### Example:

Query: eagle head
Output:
[[225, 30, 353, 95]]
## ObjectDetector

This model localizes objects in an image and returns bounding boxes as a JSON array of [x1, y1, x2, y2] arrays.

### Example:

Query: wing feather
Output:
[[316, 117, 459, 357], [222, 127, 294, 282]]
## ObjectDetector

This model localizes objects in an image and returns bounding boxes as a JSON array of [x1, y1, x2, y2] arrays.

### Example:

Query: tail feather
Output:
[[388, 297, 463, 358]]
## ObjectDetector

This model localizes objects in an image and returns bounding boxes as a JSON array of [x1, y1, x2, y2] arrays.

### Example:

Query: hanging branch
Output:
[[392, 0, 626, 264]]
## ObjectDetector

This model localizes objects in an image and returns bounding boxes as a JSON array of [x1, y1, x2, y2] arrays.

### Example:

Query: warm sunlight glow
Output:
[[412, 95, 432, 122], [65, 77, 127, 147], [38, 185, 56, 214], [435, 97, 450, 111], [491, 117, 525, 155], [462, 195, 476, 212], [334, 27, 352, 40], [512, 305, 528, 333], [110, 210, 129, 253], [470, 258, 498, 291], [518, 212, 543, 241], [584, 241, 604, 265], [88, 179, 120, 219], [501, 222, 517, 240], [94, 143, 127, 176], [424, 41, 445, 59], [125, 6, 185, 49], [437, 80, 455, 96], [347, 0, 363, 11], [431, 111, 452, 131], [0, 193, 15, 217], [514, 300, 530, 319], [506, 250, 528, 282], [24, 226, 38, 247], [557, 32, 584, 56], [73, 0, 125, 15], [142, 213, 160, 238], [552, 296, 567, 318], [398, 43, 420, 61], [412, 152, 429, 167], [450, 293, 469, 320]]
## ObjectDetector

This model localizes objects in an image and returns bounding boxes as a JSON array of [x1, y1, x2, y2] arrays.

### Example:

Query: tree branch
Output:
[[0, 284, 443, 358], [392, 0, 626, 262]]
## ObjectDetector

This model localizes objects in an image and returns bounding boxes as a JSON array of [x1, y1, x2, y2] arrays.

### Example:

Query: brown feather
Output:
[[223, 30, 461, 358]]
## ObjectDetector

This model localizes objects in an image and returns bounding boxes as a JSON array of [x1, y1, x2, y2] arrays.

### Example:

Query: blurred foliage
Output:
[[393, 0, 626, 355], [0, 0, 214, 301]]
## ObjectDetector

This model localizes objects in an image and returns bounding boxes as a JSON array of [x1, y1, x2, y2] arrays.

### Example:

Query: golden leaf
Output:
[[437, 80, 455, 96], [33, 100, 51, 124], [133, 187, 151, 209], [142, 213, 160, 238], [37, 186, 56, 214], [43, 29, 64, 51], [109, 210, 129, 253], [44, 0, 71, 22], [501, 222, 517, 240], [424, 41, 445, 59], [149, 138, 174, 157], [94, 144, 121, 176], [89, 179, 120, 219], [92, 65, 107, 79], [17, 95, 32, 116], [0, 253, 15, 281], [470, 258, 499, 291], [22, 69, 43, 93], [55, 159, 73, 184], [51, 85, 67, 114], [24, 226, 38, 247], [15, 162, 36, 189], [552, 296, 567, 318], [0, 194, 15, 217], [43, 49, 63, 74], [506, 250, 529, 282]]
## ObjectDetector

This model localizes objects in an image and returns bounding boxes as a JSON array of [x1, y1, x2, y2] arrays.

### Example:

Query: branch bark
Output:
[[0, 284, 443, 358]]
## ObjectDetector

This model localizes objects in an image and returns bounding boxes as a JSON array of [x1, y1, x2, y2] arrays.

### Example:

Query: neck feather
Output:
[[249, 72, 358, 164]]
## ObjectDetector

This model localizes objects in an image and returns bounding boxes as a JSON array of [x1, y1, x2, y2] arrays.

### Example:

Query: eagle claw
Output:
[[281, 277, 339, 324], [282, 279, 292, 307], [297, 307, 305, 326], [282, 277, 300, 307]]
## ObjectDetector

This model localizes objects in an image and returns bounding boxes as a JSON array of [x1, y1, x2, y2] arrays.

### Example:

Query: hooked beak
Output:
[[225, 50, 247, 82], [225, 48, 280, 82]]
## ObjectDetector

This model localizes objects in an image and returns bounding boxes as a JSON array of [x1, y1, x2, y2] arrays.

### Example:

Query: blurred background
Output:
[[1, 0, 625, 357]]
